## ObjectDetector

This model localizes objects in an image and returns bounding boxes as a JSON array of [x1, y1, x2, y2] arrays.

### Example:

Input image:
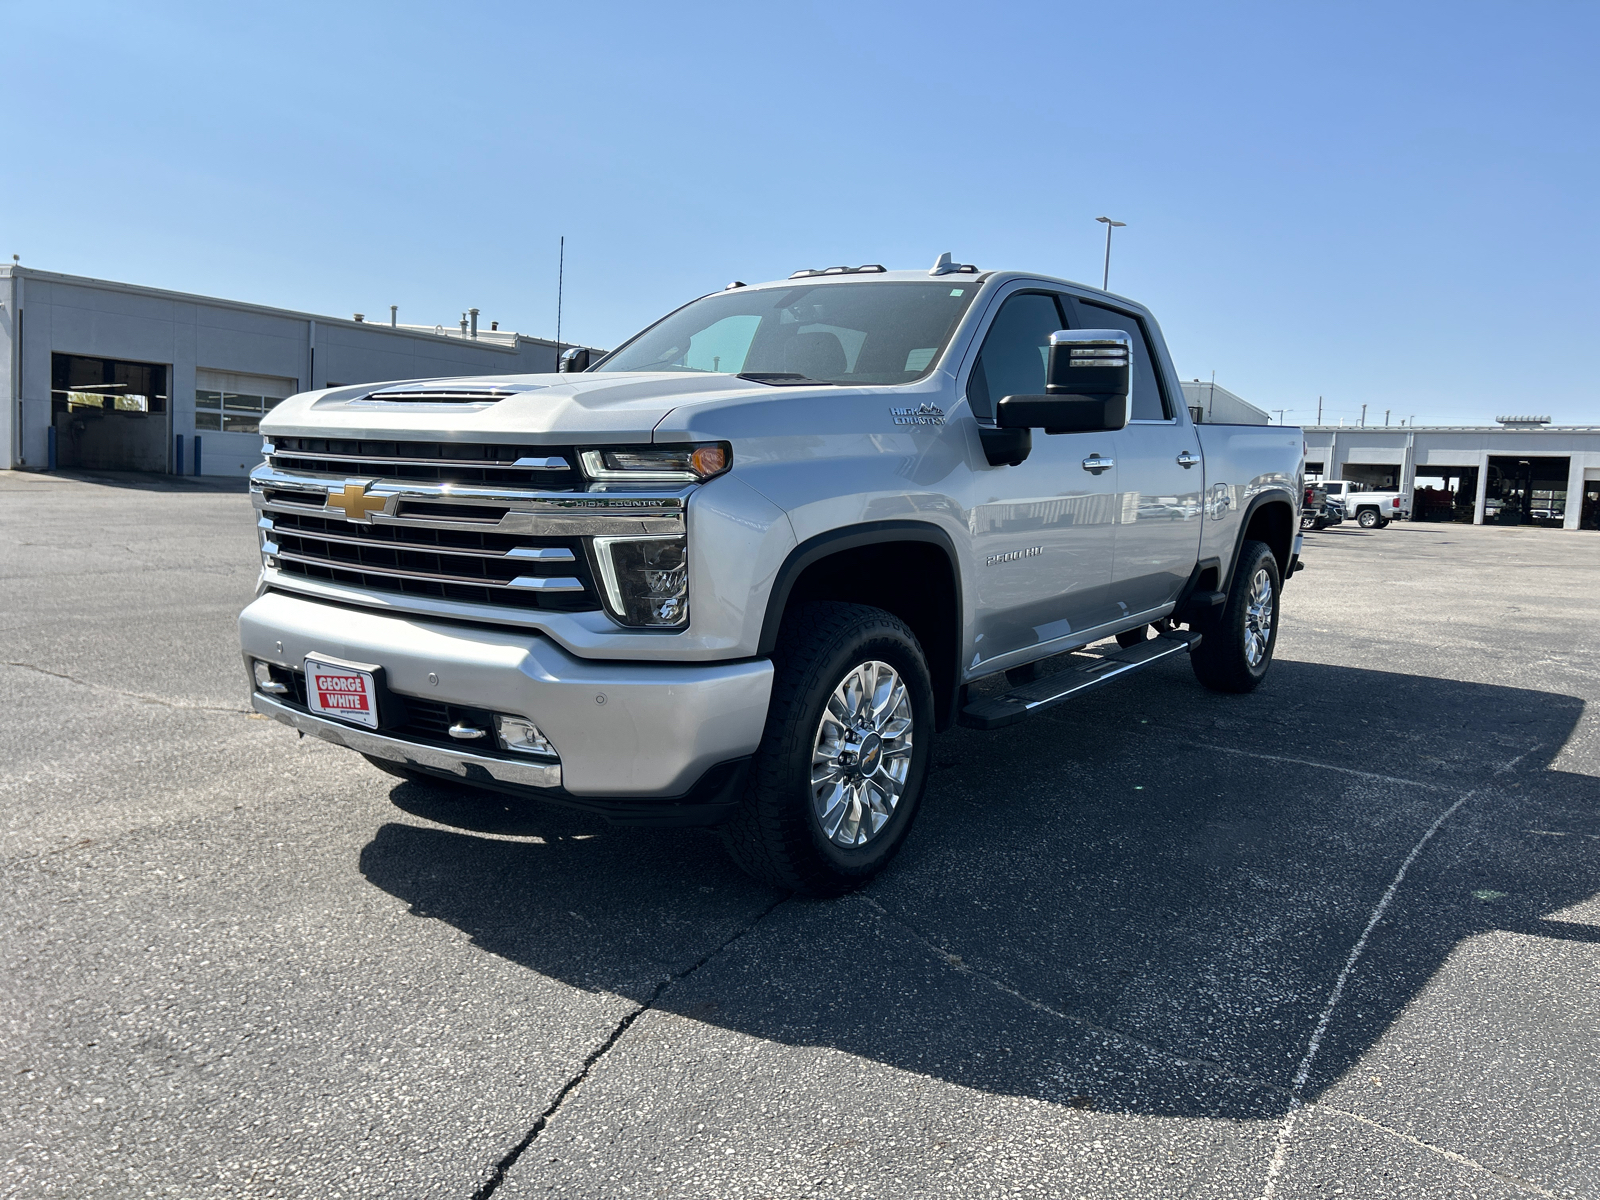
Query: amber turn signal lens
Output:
[[690, 445, 728, 478]]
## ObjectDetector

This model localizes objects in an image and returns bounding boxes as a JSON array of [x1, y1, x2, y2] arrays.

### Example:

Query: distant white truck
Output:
[[1321, 480, 1409, 528]]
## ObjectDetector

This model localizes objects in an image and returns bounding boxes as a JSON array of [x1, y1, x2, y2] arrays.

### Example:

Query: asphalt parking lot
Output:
[[3, 470, 1597, 1199]]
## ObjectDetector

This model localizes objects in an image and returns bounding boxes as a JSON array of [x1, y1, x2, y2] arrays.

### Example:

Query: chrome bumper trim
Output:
[[251, 692, 563, 789]]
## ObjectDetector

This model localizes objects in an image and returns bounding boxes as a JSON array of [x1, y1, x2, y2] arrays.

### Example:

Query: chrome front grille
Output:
[[263, 510, 596, 612], [251, 438, 691, 626]]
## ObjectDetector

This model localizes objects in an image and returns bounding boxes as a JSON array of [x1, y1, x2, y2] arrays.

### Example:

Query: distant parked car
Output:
[[1322, 480, 1409, 528], [1302, 483, 1332, 530]]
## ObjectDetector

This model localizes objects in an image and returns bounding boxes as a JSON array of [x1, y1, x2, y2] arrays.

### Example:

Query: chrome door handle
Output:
[[1176, 451, 1199, 468], [1082, 455, 1114, 474]]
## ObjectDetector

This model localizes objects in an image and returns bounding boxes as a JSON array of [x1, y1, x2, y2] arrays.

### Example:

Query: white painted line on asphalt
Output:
[[859, 894, 1291, 1102], [1256, 747, 1536, 1200], [1317, 1105, 1558, 1198], [1193, 743, 1454, 791]]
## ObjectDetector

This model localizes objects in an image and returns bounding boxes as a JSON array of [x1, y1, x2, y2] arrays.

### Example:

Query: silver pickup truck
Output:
[[240, 258, 1304, 894]]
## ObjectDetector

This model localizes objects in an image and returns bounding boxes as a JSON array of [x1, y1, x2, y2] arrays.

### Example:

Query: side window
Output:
[[1076, 301, 1169, 421], [966, 292, 1068, 420]]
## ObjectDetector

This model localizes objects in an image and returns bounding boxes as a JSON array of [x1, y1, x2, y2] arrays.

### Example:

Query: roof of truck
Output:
[[732, 266, 1147, 311]]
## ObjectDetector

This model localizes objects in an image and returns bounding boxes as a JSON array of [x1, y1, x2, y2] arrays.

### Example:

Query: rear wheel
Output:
[[1357, 509, 1380, 528], [1190, 540, 1281, 694], [721, 602, 934, 896]]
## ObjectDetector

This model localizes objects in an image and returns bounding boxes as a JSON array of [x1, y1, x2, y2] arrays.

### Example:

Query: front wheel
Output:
[[1357, 509, 1380, 528], [1190, 540, 1281, 694], [721, 602, 934, 896]]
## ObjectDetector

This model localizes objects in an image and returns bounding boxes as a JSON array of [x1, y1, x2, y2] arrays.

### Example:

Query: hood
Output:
[[260, 371, 823, 444]]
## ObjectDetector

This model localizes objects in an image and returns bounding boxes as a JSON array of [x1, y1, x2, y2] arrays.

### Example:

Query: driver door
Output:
[[963, 289, 1120, 675]]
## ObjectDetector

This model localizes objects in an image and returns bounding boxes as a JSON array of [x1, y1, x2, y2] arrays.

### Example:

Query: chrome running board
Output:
[[959, 630, 1202, 731]]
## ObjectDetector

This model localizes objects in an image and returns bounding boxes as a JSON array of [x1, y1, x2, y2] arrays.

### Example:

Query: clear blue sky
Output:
[[5, 1, 1597, 427]]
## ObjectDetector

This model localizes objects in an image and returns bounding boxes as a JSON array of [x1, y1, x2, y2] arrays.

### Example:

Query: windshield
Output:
[[595, 281, 980, 385]]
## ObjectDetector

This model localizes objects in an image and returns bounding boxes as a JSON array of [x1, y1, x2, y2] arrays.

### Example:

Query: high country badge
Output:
[[890, 404, 945, 426]]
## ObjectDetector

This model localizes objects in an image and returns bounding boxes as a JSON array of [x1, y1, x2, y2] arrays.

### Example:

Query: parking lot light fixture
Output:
[[1095, 217, 1126, 290]]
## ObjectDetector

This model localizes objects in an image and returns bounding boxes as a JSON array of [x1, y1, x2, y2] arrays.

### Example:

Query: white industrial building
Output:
[[1181, 379, 1271, 426], [1304, 419, 1600, 531], [1, 264, 576, 477]]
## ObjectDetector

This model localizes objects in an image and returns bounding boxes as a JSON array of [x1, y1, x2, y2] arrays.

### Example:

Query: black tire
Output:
[[720, 602, 935, 896], [1190, 540, 1281, 694], [1377, 517, 1391, 528], [1116, 625, 1151, 649], [1357, 509, 1380, 528]]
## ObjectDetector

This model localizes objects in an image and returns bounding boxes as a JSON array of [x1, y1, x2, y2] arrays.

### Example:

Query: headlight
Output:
[[593, 536, 689, 627], [579, 443, 730, 483]]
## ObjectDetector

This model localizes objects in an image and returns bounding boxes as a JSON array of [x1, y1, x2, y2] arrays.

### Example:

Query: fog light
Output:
[[496, 715, 556, 757], [253, 660, 288, 695]]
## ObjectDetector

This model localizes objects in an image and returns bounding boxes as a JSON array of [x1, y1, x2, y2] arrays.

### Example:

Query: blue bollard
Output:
[[174, 434, 184, 476], [194, 435, 202, 477], [47, 426, 57, 471]]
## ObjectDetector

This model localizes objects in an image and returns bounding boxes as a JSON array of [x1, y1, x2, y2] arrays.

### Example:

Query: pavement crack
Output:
[[468, 894, 788, 1199], [859, 895, 1291, 1101], [1, 660, 251, 716]]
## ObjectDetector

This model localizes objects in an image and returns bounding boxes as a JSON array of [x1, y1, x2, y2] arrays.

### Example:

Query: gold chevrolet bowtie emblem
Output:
[[326, 484, 386, 522]]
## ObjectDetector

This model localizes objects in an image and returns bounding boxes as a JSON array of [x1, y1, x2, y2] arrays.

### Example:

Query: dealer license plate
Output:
[[304, 657, 379, 729]]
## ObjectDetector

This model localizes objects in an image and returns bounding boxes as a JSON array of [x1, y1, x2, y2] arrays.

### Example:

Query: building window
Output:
[[194, 370, 296, 434]]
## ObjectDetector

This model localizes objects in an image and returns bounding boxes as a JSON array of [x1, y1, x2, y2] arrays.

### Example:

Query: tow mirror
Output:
[[559, 346, 590, 373], [995, 330, 1131, 434]]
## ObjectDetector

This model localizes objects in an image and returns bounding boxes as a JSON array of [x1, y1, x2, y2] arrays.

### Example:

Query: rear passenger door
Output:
[[1073, 298, 1204, 617], [963, 287, 1121, 673]]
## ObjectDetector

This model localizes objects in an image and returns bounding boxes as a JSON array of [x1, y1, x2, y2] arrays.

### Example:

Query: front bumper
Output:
[[240, 590, 774, 801]]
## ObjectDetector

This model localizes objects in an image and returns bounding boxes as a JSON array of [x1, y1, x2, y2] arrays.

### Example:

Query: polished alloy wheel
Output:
[[1243, 567, 1275, 667], [810, 659, 914, 847]]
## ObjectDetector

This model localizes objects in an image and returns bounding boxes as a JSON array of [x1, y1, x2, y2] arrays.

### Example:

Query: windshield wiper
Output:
[[737, 372, 839, 387]]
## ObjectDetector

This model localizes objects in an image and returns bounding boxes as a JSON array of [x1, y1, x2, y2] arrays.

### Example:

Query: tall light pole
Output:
[[1273, 409, 1294, 426], [1095, 217, 1125, 290]]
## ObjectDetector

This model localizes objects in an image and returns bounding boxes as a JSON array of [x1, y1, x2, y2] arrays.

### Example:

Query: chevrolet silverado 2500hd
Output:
[[240, 258, 1305, 894]]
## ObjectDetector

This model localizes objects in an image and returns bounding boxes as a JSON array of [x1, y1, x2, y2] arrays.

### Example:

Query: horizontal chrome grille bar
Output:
[[266, 520, 576, 563], [251, 463, 690, 510], [269, 450, 570, 471], [273, 549, 585, 592]]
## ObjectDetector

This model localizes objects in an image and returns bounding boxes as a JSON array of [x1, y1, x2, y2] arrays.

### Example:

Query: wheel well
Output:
[[777, 540, 960, 730], [1243, 500, 1294, 575]]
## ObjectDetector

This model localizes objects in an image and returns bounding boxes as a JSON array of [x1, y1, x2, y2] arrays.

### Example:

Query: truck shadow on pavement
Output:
[[358, 659, 1599, 1119]]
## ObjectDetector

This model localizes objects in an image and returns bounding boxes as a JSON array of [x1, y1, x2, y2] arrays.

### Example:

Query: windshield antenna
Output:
[[929, 251, 977, 276]]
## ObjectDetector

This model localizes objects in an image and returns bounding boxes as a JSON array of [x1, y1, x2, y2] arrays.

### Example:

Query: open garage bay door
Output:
[[50, 354, 170, 472]]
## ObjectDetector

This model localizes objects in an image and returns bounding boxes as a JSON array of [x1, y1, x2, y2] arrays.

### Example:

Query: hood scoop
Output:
[[349, 384, 545, 407]]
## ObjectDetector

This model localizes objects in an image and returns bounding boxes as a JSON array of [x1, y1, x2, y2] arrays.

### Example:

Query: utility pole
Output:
[[1095, 216, 1125, 290], [1385, 409, 1391, 426], [555, 235, 565, 365], [1317, 395, 1323, 424], [1360, 403, 1367, 427], [1272, 408, 1293, 425]]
